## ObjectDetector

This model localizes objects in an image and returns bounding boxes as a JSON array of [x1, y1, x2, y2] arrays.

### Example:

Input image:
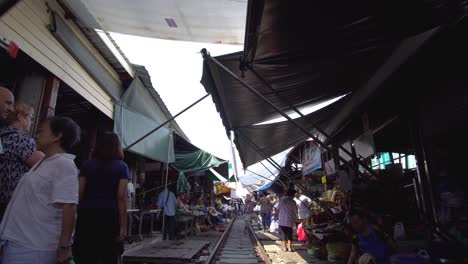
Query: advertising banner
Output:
[[302, 141, 322, 176]]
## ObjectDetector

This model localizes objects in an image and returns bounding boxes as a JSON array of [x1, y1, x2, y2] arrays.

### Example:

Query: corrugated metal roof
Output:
[[59, 0, 247, 44]]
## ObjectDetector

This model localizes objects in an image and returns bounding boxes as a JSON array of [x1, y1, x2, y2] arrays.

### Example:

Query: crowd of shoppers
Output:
[[272, 186, 395, 262], [0, 86, 130, 264], [1, 85, 396, 263]]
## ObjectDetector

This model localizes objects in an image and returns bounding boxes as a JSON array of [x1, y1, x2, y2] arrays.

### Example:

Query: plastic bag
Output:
[[269, 219, 278, 232], [393, 222, 406, 241], [297, 223, 307, 242], [254, 205, 261, 212]]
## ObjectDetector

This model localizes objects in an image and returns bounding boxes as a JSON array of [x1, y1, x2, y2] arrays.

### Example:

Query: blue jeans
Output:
[[1, 240, 56, 264], [260, 212, 271, 230]]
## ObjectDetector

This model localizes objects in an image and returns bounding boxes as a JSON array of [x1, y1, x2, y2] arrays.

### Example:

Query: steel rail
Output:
[[207, 217, 236, 264], [248, 225, 271, 264]]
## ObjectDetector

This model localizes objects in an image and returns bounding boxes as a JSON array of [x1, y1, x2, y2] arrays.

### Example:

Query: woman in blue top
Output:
[[73, 132, 130, 264]]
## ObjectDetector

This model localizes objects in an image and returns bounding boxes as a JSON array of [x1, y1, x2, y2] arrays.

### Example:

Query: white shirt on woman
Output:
[[294, 195, 313, 220], [0, 154, 79, 250]]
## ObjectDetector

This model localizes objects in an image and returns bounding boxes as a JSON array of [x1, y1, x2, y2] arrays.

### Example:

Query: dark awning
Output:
[[233, 99, 345, 167], [201, 0, 455, 168]]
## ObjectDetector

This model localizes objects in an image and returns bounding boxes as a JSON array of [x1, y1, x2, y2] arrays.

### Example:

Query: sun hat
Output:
[[208, 207, 220, 217]]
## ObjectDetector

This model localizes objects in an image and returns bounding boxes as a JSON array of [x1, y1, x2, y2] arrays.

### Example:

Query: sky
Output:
[[111, 33, 247, 174]]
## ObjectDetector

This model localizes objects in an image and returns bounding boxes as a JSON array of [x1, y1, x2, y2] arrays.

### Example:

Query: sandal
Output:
[[288, 248, 295, 252], [281, 248, 287, 252]]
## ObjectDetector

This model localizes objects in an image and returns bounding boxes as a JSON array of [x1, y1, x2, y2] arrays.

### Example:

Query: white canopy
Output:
[[61, 0, 247, 44], [238, 148, 292, 186]]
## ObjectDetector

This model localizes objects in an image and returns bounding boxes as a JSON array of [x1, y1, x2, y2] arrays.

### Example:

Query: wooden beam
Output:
[[38, 75, 60, 121]]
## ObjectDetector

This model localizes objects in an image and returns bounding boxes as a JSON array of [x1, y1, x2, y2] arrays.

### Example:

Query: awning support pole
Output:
[[161, 130, 173, 237], [245, 168, 285, 187], [236, 130, 337, 219], [247, 65, 376, 178], [202, 50, 375, 180], [125, 93, 210, 151], [258, 161, 286, 186]]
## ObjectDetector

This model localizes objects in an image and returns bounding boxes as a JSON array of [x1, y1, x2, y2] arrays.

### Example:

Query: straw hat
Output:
[[208, 207, 220, 217], [358, 254, 376, 264]]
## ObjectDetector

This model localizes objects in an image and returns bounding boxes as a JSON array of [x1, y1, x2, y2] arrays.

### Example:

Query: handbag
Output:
[[269, 220, 279, 232], [253, 205, 261, 212]]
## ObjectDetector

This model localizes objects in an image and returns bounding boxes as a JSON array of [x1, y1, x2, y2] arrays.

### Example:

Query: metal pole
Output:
[[246, 167, 286, 187], [412, 177, 423, 220], [258, 161, 286, 185], [411, 120, 438, 225], [409, 120, 429, 219], [125, 93, 210, 151], [161, 130, 173, 238], [202, 51, 377, 180]]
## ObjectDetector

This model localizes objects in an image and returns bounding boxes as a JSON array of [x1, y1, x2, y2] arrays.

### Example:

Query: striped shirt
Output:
[[278, 197, 298, 228]]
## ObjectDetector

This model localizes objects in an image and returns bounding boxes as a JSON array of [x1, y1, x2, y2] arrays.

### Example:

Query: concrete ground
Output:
[[255, 229, 336, 264], [123, 220, 226, 262]]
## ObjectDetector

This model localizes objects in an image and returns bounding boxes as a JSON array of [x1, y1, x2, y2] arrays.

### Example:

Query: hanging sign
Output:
[[302, 141, 322, 176], [321, 176, 327, 184]]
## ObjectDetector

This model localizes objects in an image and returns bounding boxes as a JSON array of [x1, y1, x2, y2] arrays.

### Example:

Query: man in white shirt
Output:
[[158, 186, 177, 240]]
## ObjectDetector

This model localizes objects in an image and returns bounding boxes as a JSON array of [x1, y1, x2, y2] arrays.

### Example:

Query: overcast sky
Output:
[[111, 33, 249, 172]]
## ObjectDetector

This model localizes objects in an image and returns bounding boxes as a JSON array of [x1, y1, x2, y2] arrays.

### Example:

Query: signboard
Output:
[[321, 176, 327, 184], [302, 141, 322, 176], [354, 131, 375, 159]]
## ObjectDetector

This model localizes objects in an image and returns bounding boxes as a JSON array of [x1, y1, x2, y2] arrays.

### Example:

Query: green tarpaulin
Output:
[[206, 170, 220, 181], [172, 150, 225, 174], [177, 172, 191, 195], [229, 176, 236, 182], [114, 105, 175, 163]]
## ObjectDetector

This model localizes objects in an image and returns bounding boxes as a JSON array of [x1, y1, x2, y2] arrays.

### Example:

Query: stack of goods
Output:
[[179, 208, 205, 216], [215, 223, 226, 232], [311, 223, 341, 241], [199, 225, 210, 232]]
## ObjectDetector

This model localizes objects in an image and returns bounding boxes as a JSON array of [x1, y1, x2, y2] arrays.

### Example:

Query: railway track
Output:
[[207, 217, 271, 264]]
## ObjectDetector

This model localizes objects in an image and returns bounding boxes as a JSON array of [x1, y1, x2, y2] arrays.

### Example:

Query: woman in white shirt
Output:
[[0, 117, 81, 264], [294, 190, 313, 226], [278, 189, 299, 252]]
